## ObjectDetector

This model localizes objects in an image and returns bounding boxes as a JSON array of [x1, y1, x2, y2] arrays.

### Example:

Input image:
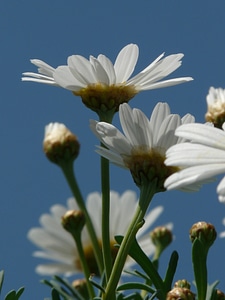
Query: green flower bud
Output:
[[174, 279, 191, 289], [61, 210, 85, 238], [43, 122, 80, 165], [189, 221, 217, 250], [166, 287, 195, 300], [150, 226, 172, 258]]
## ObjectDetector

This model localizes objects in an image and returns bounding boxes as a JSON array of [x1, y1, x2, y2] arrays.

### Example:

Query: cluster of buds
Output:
[[166, 287, 195, 300]]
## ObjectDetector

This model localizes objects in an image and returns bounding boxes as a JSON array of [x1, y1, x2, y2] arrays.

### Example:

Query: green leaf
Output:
[[51, 289, 61, 300], [117, 282, 155, 294], [0, 270, 4, 294], [192, 238, 208, 300], [5, 290, 16, 300], [163, 251, 179, 292], [123, 269, 150, 281], [115, 235, 166, 300], [206, 281, 219, 300]]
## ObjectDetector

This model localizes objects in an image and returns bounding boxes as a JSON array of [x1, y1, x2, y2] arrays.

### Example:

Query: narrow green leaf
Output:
[[15, 287, 25, 299], [51, 289, 61, 300], [123, 269, 150, 281], [115, 236, 166, 300], [0, 270, 4, 294], [163, 251, 179, 292], [5, 290, 16, 300], [117, 282, 155, 294], [53, 275, 82, 298], [192, 238, 207, 300], [89, 277, 105, 293], [206, 281, 219, 300]]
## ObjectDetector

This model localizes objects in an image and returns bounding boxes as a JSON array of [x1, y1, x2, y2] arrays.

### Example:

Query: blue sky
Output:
[[1, 0, 225, 298]]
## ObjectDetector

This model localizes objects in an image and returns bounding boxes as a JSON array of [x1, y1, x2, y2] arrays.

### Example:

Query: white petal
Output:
[[97, 54, 116, 84], [35, 263, 76, 276], [90, 56, 110, 84], [119, 103, 152, 146], [96, 122, 131, 154], [54, 66, 83, 90], [149, 102, 170, 144], [68, 55, 97, 85], [138, 77, 193, 91], [156, 114, 180, 150], [166, 143, 225, 166], [30, 59, 55, 77], [137, 206, 164, 238], [95, 146, 126, 167], [175, 123, 225, 150], [217, 176, 225, 203], [114, 44, 139, 83], [164, 164, 223, 190]]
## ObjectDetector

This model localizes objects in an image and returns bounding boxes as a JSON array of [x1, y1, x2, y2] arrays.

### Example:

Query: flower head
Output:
[[90, 102, 195, 190], [27, 190, 168, 276], [164, 123, 225, 201], [205, 87, 225, 128], [22, 44, 193, 114]]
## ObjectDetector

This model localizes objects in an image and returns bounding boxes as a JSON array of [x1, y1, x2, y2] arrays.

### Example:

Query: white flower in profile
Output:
[[205, 86, 225, 128], [90, 102, 195, 190], [27, 190, 169, 276], [22, 44, 193, 113], [164, 122, 225, 202]]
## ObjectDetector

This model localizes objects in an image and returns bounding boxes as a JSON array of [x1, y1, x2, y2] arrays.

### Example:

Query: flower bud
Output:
[[61, 210, 85, 238], [205, 87, 225, 129], [174, 279, 191, 289], [166, 287, 195, 300], [189, 221, 217, 250], [215, 289, 225, 300], [43, 122, 80, 165], [150, 226, 172, 257], [72, 279, 89, 299]]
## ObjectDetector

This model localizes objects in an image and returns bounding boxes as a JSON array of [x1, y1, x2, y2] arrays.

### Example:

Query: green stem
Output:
[[103, 181, 157, 300], [101, 155, 112, 283], [73, 234, 96, 299], [60, 162, 104, 275], [98, 111, 115, 284]]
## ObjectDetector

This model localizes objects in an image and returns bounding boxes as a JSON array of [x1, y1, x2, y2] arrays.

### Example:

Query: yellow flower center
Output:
[[74, 240, 118, 275], [122, 147, 179, 191], [73, 83, 137, 115]]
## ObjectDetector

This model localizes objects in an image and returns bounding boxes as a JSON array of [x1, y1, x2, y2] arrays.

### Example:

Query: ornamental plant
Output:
[[5, 43, 225, 300]]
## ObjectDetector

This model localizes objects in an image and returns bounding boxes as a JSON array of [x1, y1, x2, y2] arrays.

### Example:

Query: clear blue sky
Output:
[[1, 0, 225, 298]]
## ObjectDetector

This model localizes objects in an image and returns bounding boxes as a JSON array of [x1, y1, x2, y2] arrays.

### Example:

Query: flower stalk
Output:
[[60, 161, 104, 275], [103, 179, 157, 300]]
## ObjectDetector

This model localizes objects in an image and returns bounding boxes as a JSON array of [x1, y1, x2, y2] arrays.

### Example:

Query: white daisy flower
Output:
[[205, 86, 225, 128], [27, 190, 169, 276], [22, 44, 193, 113], [90, 102, 195, 190], [164, 122, 225, 202]]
